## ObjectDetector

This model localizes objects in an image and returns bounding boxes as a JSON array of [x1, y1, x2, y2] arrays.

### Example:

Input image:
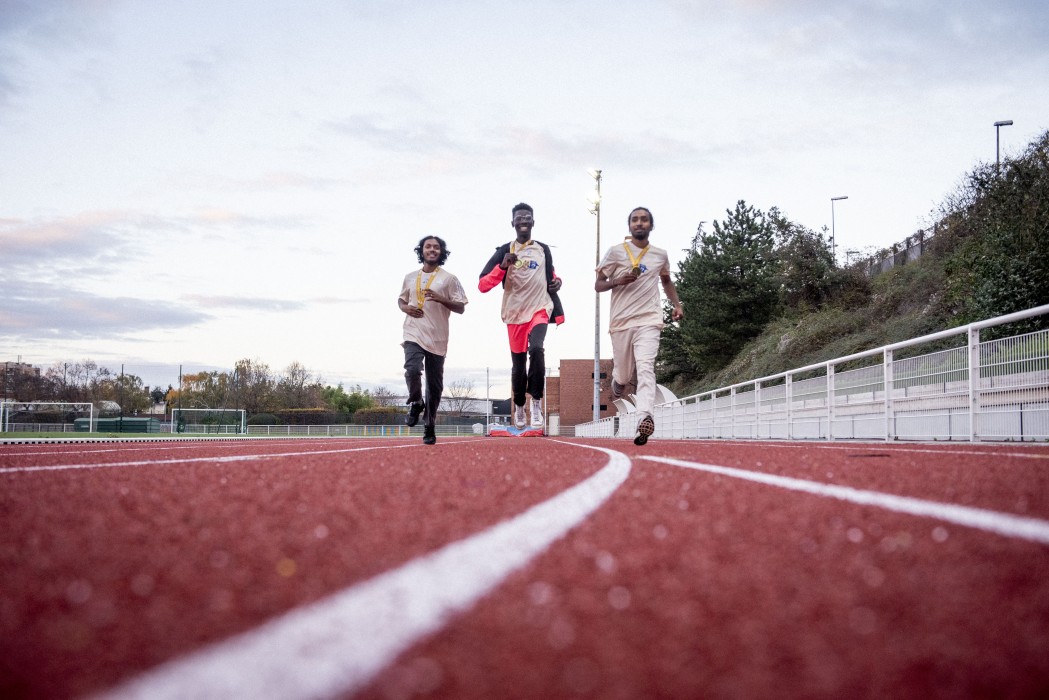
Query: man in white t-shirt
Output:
[[398, 235, 468, 444], [595, 207, 684, 445]]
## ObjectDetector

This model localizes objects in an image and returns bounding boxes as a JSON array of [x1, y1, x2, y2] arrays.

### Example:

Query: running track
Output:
[[2, 436, 1048, 699]]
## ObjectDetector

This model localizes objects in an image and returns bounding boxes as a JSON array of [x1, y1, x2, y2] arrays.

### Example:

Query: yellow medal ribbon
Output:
[[415, 267, 440, 307], [623, 241, 649, 276], [511, 240, 532, 269]]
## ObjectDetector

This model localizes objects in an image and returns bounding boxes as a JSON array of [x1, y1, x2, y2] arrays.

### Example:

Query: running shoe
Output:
[[514, 404, 527, 429], [530, 398, 543, 428], [634, 416, 654, 446], [423, 425, 436, 445], [405, 401, 424, 427]]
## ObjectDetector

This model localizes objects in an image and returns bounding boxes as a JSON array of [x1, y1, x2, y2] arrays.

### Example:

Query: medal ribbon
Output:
[[623, 241, 650, 273], [415, 268, 440, 307], [510, 240, 532, 269]]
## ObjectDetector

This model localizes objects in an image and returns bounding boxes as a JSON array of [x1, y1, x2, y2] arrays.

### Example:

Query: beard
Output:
[[632, 229, 650, 241]]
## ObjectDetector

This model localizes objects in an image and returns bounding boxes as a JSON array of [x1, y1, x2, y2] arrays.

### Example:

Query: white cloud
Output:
[[1, 0, 1047, 390]]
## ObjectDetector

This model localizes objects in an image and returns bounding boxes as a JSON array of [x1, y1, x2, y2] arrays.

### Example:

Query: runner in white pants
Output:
[[595, 206, 683, 445]]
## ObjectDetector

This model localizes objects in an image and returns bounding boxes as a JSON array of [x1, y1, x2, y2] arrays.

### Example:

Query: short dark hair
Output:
[[512, 202, 533, 216], [628, 207, 654, 227], [414, 235, 450, 266]]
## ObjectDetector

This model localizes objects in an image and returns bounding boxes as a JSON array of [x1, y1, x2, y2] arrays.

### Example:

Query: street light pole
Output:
[[830, 195, 848, 261], [588, 169, 603, 423], [994, 120, 1013, 174]]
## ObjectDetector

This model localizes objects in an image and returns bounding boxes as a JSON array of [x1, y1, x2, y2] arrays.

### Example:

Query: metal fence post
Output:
[[884, 349, 894, 441], [827, 364, 836, 441], [969, 326, 981, 442]]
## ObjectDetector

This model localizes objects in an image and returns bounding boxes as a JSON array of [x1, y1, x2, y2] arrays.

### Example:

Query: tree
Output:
[[941, 130, 1049, 328], [275, 361, 324, 409], [230, 358, 274, 414], [443, 379, 476, 415], [176, 371, 232, 409], [109, 373, 151, 415], [371, 385, 398, 407], [321, 384, 374, 415], [661, 200, 780, 384], [771, 212, 839, 313]]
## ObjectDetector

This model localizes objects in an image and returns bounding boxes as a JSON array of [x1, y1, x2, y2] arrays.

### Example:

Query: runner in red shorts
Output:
[[479, 203, 564, 430]]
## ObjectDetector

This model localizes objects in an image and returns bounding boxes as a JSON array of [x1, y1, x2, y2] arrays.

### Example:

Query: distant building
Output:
[[545, 359, 616, 434], [1, 361, 41, 401]]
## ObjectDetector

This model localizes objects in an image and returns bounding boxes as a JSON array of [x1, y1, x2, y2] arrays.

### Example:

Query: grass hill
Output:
[[673, 129, 1049, 398]]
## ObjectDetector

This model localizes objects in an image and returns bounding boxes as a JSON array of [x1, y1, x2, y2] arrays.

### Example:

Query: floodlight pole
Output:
[[589, 169, 603, 423], [831, 196, 848, 261], [994, 119, 1013, 174]]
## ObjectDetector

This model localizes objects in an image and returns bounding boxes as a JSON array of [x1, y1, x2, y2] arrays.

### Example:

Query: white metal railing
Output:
[[575, 304, 1049, 442], [244, 424, 486, 437], [0, 422, 492, 438]]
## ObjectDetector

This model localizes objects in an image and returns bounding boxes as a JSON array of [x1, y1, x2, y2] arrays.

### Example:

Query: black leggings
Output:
[[511, 324, 547, 406]]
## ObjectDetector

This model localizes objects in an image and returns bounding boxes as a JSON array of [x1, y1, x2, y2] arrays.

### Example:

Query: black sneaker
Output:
[[634, 416, 654, 446], [423, 426, 436, 445], [405, 401, 424, 427]]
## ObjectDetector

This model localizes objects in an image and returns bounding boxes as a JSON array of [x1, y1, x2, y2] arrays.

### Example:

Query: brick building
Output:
[[544, 358, 615, 435]]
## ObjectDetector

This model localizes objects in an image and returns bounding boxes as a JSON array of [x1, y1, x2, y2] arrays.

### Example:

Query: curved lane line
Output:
[[93, 443, 631, 700], [641, 455, 1049, 545]]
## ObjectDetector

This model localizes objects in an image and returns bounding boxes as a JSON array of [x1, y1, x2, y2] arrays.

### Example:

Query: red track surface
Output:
[[2, 436, 1049, 699]]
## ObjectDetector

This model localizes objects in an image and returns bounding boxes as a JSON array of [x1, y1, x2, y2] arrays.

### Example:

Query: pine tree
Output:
[[659, 200, 779, 383]]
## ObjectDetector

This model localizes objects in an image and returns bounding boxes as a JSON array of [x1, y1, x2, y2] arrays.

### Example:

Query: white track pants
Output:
[[610, 325, 661, 420]]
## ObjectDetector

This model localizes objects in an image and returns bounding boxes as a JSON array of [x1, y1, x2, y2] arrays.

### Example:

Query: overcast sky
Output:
[[2, 0, 1047, 396]]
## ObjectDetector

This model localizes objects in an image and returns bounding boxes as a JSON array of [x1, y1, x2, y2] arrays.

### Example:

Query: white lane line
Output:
[[93, 443, 631, 700], [641, 455, 1049, 545], [0, 444, 255, 458], [0, 444, 423, 474], [680, 439, 1049, 460]]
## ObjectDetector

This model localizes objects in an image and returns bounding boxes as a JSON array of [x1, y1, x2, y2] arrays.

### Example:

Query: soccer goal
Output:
[[0, 401, 96, 433], [172, 408, 247, 435]]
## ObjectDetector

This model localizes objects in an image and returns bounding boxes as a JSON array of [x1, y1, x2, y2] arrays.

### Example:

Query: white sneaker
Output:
[[514, 404, 527, 428], [530, 398, 543, 428]]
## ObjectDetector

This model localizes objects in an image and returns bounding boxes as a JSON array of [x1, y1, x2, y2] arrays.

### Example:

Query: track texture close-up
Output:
[[2, 436, 1048, 699]]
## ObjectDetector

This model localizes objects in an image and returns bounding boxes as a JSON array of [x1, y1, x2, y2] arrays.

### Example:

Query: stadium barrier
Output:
[[575, 304, 1049, 443], [74, 417, 160, 433], [244, 424, 486, 437]]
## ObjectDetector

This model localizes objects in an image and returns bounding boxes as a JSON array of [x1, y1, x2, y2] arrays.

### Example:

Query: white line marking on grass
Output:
[[92, 443, 631, 700], [641, 455, 1049, 545]]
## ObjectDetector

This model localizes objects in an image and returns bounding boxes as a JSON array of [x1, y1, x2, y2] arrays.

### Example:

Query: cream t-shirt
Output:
[[499, 240, 554, 325], [399, 267, 469, 356], [596, 240, 670, 333]]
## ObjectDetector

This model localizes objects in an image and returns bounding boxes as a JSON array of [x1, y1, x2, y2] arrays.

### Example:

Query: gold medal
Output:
[[623, 241, 649, 278], [415, 268, 439, 307], [510, 240, 531, 270]]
